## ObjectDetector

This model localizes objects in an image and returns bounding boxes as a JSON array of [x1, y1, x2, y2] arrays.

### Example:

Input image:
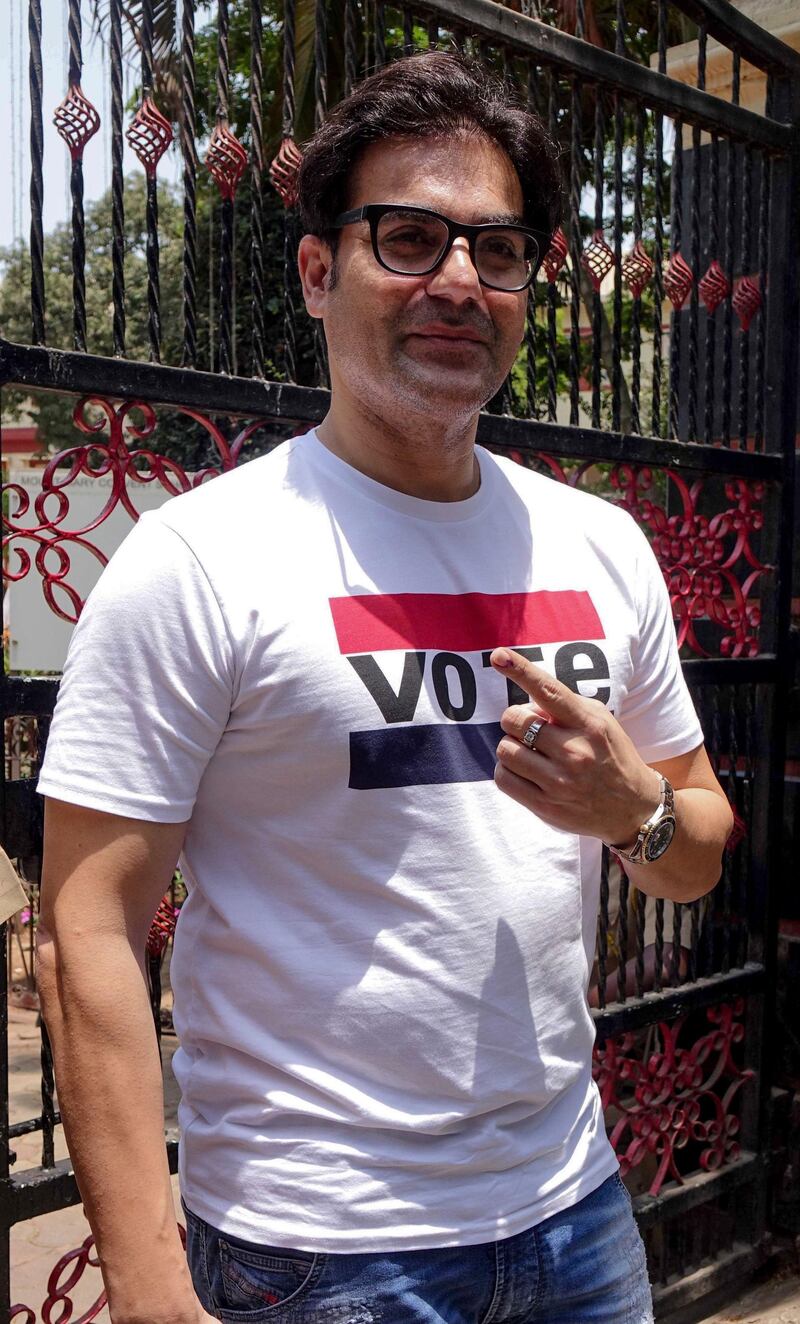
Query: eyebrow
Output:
[[473, 212, 526, 226]]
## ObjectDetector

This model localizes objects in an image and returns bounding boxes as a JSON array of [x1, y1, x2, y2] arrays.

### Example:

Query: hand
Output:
[[490, 647, 661, 846]]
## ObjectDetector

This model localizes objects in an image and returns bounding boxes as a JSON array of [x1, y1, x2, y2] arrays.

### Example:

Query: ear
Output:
[[298, 234, 334, 320]]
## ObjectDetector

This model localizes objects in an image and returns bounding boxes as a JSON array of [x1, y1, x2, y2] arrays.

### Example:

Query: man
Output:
[[37, 51, 732, 1324]]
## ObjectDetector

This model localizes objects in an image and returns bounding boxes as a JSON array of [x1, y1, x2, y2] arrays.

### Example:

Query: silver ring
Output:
[[522, 718, 546, 751]]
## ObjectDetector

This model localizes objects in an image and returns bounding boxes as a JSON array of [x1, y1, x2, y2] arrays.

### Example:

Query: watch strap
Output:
[[606, 776, 675, 864]]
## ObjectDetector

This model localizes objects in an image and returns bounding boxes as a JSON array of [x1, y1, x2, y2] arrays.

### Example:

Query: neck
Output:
[[316, 390, 481, 503]]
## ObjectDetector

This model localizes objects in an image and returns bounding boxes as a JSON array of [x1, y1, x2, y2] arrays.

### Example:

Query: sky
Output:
[[1, 0, 183, 252]]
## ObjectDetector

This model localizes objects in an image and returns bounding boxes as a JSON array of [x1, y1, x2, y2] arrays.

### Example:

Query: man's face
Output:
[[309, 133, 529, 423]]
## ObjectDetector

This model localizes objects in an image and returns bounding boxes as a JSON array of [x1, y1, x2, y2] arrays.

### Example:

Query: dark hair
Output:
[[297, 50, 562, 244]]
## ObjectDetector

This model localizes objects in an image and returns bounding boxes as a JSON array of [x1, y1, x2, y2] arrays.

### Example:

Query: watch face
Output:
[[644, 816, 676, 862]]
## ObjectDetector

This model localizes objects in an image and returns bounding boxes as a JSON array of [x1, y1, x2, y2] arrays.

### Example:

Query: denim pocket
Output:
[[217, 1237, 325, 1318]]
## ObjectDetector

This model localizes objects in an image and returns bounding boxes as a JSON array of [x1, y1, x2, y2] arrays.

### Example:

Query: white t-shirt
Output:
[[39, 432, 703, 1252]]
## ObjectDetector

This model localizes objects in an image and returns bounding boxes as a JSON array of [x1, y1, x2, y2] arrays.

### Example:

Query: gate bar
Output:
[[416, 0, 792, 149], [0, 341, 785, 481]]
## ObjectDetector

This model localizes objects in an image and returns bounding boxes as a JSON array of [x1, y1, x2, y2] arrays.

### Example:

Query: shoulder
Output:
[[480, 448, 643, 543], [142, 431, 313, 559]]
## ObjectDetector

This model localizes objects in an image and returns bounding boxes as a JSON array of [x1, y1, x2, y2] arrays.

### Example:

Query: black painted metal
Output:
[[109, 0, 126, 357], [1, 2, 798, 1316], [181, 0, 198, 368], [27, 0, 44, 347], [66, 0, 87, 354], [0, 337, 786, 481], [250, 0, 265, 379]]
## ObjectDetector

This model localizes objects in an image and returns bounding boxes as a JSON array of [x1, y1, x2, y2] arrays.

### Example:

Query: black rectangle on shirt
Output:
[[349, 722, 503, 789]]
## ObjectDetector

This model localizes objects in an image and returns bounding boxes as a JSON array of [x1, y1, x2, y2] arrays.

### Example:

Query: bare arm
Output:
[[38, 798, 216, 1324]]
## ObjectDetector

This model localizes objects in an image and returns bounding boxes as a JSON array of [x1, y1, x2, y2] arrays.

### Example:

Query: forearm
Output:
[[620, 785, 732, 901], [36, 927, 203, 1323]]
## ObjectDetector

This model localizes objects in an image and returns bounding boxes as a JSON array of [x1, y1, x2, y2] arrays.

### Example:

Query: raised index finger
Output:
[[490, 647, 587, 726]]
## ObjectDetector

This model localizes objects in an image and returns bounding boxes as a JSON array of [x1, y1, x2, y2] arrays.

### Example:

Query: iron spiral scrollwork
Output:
[[10, 1226, 187, 1322], [502, 452, 770, 659], [593, 1001, 754, 1197], [1, 398, 267, 623]]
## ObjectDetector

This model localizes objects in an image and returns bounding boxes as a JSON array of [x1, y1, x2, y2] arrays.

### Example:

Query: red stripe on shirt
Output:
[[329, 591, 604, 654]]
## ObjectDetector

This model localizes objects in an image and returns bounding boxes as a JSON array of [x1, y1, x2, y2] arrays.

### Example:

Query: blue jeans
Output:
[[184, 1172, 654, 1323]]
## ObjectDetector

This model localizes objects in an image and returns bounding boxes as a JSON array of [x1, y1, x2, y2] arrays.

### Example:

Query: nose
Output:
[[425, 237, 484, 304]]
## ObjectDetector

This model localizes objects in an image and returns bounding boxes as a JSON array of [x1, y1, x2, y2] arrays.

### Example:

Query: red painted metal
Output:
[[699, 260, 732, 315], [663, 251, 694, 310], [581, 229, 616, 293], [2, 403, 770, 654], [41, 1233, 106, 1323], [1, 398, 267, 622], [269, 137, 303, 208], [52, 86, 101, 161], [12, 1227, 187, 1322], [621, 240, 654, 300], [732, 275, 763, 332], [147, 895, 179, 957], [610, 465, 769, 658], [126, 98, 174, 177], [207, 123, 248, 201], [503, 451, 770, 659], [592, 1001, 754, 1197], [541, 226, 569, 284]]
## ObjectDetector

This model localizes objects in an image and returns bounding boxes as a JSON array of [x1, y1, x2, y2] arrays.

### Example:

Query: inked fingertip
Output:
[[492, 648, 512, 669]]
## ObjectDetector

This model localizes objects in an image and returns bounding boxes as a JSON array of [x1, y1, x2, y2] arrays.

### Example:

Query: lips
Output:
[[409, 324, 488, 344]]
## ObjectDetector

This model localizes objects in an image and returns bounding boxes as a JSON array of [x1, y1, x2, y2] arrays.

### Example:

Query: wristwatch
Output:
[[606, 776, 676, 864]]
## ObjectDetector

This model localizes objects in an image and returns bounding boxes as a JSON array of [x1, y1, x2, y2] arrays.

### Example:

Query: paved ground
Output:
[[7, 1002, 800, 1322], [701, 1265, 800, 1323]]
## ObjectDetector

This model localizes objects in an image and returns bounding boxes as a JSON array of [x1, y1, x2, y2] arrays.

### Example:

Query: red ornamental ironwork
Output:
[[699, 259, 731, 315], [12, 1226, 188, 1321], [207, 122, 248, 200], [52, 84, 101, 160], [621, 240, 654, 300], [541, 226, 569, 283], [663, 251, 694, 310], [581, 229, 615, 293], [1, 398, 268, 623], [501, 451, 770, 659], [42, 1233, 106, 1322], [732, 275, 762, 331], [270, 137, 303, 208], [147, 895, 179, 957], [610, 464, 768, 658], [592, 1001, 754, 1197], [126, 97, 173, 177]]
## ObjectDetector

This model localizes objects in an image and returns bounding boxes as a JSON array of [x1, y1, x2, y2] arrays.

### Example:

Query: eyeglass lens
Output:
[[375, 210, 538, 290]]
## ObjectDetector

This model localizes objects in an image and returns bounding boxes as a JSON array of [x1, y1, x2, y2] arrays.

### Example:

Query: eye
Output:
[[381, 224, 442, 249], [478, 233, 525, 263]]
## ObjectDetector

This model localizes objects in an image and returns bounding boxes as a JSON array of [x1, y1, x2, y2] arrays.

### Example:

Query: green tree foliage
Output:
[[0, 175, 184, 453]]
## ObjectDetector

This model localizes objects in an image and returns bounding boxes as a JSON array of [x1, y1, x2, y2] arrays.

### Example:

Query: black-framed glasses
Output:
[[330, 204, 550, 292]]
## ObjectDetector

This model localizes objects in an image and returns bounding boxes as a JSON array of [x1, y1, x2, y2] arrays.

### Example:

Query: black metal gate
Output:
[[1, 0, 798, 1318]]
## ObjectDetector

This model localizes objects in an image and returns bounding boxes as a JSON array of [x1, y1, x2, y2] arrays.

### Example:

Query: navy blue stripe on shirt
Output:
[[349, 722, 504, 790]]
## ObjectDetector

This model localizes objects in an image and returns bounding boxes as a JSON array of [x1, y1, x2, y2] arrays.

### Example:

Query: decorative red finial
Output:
[[581, 230, 615, 293], [269, 137, 303, 208], [732, 276, 762, 331], [541, 226, 568, 283], [146, 895, 179, 958], [53, 85, 101, 160], [698, 260, 731, 315], [621, 240, 654, 300], [126, 98, 173, 177], [663, 251, 694, 310], [206, 123, 248, 201]]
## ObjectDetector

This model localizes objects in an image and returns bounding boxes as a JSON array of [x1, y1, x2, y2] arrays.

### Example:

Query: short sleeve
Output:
[[37, 512, 236, 822], [616, 521, 704, 764]]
